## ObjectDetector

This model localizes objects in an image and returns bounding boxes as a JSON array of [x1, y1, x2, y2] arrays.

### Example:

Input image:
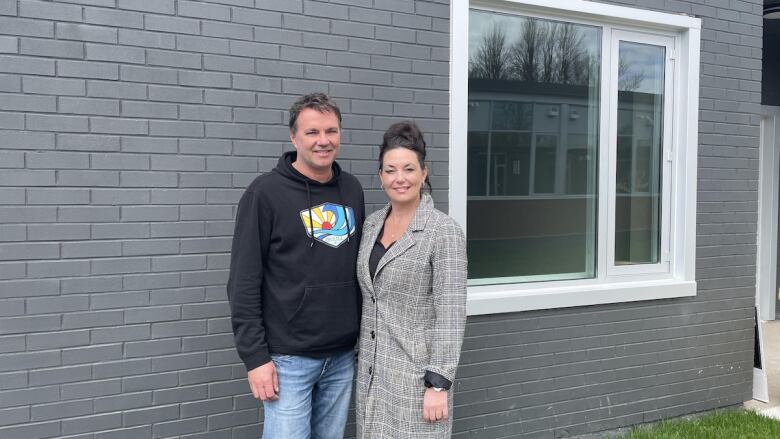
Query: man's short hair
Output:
[[288, 92, 342, 133]]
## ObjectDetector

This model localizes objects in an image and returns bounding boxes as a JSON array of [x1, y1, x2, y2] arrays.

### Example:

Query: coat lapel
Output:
[[373, 194, 434, 286]]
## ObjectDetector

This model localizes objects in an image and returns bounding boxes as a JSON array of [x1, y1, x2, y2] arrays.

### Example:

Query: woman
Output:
[[355, 121, 467, 438]]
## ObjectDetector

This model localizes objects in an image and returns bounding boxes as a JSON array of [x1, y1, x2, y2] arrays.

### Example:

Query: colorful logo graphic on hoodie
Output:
[[300, 203, 356, 248]]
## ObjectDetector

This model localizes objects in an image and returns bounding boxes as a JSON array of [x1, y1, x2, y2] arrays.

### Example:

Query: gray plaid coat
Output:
[[355, 193, 467, 438]]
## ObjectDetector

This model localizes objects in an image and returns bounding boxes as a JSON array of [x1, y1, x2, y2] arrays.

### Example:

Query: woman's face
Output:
[[379, 147, 427, 205]]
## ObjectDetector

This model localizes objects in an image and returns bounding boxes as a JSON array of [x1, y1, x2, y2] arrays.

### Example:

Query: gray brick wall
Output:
[[0, 0, 761, 438]]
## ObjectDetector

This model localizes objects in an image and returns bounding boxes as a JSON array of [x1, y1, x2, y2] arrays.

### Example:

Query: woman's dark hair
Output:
[[379, 121, 432, 194], [288, 92, 342, 133]]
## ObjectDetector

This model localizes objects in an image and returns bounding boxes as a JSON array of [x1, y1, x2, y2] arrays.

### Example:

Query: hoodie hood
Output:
[[273, 151, 342, 186]]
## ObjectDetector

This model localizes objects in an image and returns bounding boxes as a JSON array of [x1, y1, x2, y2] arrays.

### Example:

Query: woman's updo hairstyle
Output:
[[379, 121, 432, 194]]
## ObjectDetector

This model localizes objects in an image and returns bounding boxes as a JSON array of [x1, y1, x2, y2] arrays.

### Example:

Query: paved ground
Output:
[[745, 320, 780, 420]]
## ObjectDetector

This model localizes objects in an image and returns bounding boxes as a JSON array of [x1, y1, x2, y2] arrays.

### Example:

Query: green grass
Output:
[[619, 410, 780, 439]]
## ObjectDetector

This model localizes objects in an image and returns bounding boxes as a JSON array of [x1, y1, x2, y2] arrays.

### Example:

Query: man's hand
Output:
[[422, 388, 448, 422], [247, 361, 279, 401]]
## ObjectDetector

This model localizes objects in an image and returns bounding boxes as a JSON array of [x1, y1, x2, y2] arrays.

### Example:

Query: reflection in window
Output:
[[614, 41, 664, 265], [467, 9, 600, 282]]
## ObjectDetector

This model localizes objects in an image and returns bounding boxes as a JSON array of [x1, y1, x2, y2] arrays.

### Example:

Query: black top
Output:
[[369, 224, 452, 390], [368, 227, 393, 280], [226, 151, 365, 371]]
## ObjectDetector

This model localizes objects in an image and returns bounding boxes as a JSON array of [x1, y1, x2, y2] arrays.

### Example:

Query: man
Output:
[[227, 92, 364, 438]]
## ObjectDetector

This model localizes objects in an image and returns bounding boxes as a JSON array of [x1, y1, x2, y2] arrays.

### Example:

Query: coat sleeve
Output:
[[425, 218, 468, 382], [226, 189, 271, 371]]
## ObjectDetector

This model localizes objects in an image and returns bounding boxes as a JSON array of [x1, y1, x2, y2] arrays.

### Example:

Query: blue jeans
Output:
[[262, 350, 354, 439]]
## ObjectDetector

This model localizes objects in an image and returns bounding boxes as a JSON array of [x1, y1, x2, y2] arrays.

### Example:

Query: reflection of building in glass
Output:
[[467, 78, 663, 280]]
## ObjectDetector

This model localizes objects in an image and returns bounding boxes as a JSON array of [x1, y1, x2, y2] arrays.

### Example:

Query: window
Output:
[[450, 0, 701, 314]]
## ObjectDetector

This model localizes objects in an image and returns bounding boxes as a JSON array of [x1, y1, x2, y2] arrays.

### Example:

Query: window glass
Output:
[[467, 10, 601, 282], [614, 41, 665, 265]]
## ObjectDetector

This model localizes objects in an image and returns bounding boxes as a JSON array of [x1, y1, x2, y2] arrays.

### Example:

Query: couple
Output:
[[226, 93, 467, 439]]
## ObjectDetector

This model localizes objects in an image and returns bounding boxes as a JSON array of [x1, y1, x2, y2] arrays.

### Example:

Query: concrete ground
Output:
[[745, 320, 780, 420]]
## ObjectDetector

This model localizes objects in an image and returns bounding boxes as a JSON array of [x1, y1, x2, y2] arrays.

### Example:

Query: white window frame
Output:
[[449, 0, 701, 316]]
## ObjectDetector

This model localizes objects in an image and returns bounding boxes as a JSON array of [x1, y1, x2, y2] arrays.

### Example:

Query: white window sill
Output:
[[466, 279, 696, 315]]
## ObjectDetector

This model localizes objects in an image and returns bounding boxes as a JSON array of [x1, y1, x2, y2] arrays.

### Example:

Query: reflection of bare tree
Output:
[[470, 19, 594, 85], [618, 57, 645, 91], [469, 24, 510, 80]]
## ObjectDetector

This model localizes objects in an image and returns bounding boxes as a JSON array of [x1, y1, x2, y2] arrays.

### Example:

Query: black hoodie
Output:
[[227, 151, 365, 371]]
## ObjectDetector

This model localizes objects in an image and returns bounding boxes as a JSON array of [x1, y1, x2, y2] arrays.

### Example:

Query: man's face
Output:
[[290, 108, 341, 179]]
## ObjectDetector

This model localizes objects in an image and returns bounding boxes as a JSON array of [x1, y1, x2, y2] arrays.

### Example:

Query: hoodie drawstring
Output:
[[338, 183, 350, 243], [305, 180, 315, 249]]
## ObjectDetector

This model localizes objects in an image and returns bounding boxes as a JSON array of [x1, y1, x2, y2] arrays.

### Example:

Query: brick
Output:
[[57, 170, 119, 187], [121, 136, 177, 153], [27, 188, 88, 205], [62, 241, 122, 258], [63, 344, 123, 365], [91, 188, 149, 204], [232, 7, 280, 27], [122, 238, 179, 256], [0, 262, 25, 280], [153, 417, 207, 438], [149, 120, 205, 137], [20, 37, 84, 58], [62, 413, 122, 435], [0, 0, 16, 15], [179, 139, 231, 156], [92, 257, 150, 275], [123, 404, 179, 426], [178, 0, 230, 20], [118, 29, 175, 49], [91, 153, 150, 170], [180, 172, 232, 188], [120, 171, 177, 187], [62, 310, 124, 329], [23, 77, 86, 96], [93, 359, 151, 380], [178, 71, 231, 88], [118, 0, 174, 14], [27, 330, 89, 350], [26, 114, 89, 133], [26, 260, 91, 278], [0, 299, 23, 317], [152, 320, 206, 339], [149, 85, 202, 103], [231, 74, 281, 92], [28, 224, 90, 241], [91, 117, 148, 135], [145, 15, 200, 34], [85, 7, 144, 28], [58, 133, 120, 151], [0, 371, 27, 390], [0, 421, 60, 439], [205, 123, 255, 139], [124, 305, 180, 324], [150, 222, 205, 238], [0, 55, 52, 75], [58, 60, 119, 80], [180, 397, 232, 418], [151, 352, 205, 372], [0, 93, 54, 112], [0, 242, 58, 260], [203, 54, 255, 73], [123, 272, 179, 290], [0, 188, 24, 204], [29, 364, 92, 386], [57, 23, 118, 43], [91, 324, 149, 344], [0, 350, 60, 371], [88, 80, 147, 99], [91, 223, 149, 239], [125, 338, 180, 358], [92, 393, 151, 415], [31, 400, 93, 422], [176, 35, 229, 55], [0, 111, 23, 129], [180, 105, 232, 122], [0, 406, 29, 427], [150, 287, 204, 305], [153, 385, 207, 405], [202, 21, 252, 41], [0, 279, 59, 299], [61, 276, 122, 294], [122, 371, 178, 392], [120, 65, 177, 85], [0, 169, 54, 186]]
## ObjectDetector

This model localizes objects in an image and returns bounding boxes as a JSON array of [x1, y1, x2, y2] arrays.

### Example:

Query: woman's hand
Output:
[[422, 388, 448, 422]]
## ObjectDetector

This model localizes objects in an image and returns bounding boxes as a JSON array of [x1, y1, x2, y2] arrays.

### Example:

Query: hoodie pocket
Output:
[[287, 280, 360, 348]]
